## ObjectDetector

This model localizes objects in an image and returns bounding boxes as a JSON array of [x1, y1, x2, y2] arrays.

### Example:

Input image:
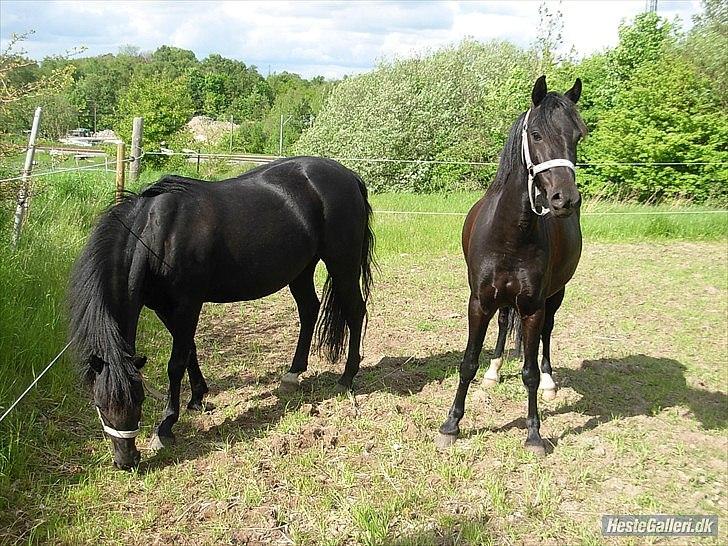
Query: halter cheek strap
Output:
[[521, 109, 576, 216], [96, 406, 140, 439]]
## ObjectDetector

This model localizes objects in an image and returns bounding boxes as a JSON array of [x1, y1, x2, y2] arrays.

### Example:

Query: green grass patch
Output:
[[370, 192, 727, 255]]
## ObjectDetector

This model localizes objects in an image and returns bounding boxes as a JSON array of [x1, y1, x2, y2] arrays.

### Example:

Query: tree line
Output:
[[0, 1, 725, 202], [297, 4, 726, 202], [0, 43, 332, 157]]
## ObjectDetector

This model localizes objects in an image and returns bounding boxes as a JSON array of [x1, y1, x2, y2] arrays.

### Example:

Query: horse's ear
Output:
[[565, 78, 582, 103], [133, 355, 147, 369], [89, 355, 104, 375], [531, 75, 547, 107]]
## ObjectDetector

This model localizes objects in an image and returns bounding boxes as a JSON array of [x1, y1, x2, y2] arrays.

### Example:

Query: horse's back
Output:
[[256, 157, 370, 265], [137, 157, 368, 303]]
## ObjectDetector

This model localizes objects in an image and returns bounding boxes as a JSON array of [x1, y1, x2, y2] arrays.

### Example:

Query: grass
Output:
[[0, 170, 726, 544], [370, 192, 727, 256]]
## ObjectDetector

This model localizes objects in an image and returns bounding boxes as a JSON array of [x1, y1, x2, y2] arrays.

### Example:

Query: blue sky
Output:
[[1, 1, 702, 78]]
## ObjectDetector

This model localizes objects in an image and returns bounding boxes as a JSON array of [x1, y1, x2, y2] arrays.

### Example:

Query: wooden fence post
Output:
[[130, 116, 143, 183], [11, 106, 42, 248], [115, 142, 125, 204]]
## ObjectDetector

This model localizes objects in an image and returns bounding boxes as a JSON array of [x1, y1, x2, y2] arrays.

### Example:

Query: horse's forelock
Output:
[[94, 357, 143, 410], [533, 92, 587, 139]]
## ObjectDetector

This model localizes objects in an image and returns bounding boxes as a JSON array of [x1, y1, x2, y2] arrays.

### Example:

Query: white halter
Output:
[[96, 406, 140, 439], [521, 109, 576, 216]]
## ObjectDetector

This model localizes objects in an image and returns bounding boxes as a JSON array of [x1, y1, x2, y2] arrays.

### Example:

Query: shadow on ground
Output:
[[555, 354, 727, 434], [490, 354, 727, 443], [141, 352, 727, 471], [139, 351, 462, 472]]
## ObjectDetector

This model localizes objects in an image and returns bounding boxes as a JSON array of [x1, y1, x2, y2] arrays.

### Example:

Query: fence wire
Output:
[[0, 156, 133, 185]]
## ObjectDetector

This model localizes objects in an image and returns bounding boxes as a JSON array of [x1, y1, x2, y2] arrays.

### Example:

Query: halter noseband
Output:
[[96, 406, 140, 439], [521, 109, 576, 216]]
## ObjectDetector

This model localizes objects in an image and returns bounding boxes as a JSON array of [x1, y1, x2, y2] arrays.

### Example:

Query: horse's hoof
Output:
[[148, 432, 174, 452], [435, 433, 458, 450], [187, 400, 215, 412], [335, 381, 352, 394], [280, 372, 301, 391], [524, 440, 546, 457], [541, 388, 557, 401]]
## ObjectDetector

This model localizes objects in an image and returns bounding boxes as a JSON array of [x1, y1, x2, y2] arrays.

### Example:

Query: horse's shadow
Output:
[[557, 354, 726, 432], [492, 354, 727, 442], [139, 351, 462, 472], [140, 352, 727, 471]]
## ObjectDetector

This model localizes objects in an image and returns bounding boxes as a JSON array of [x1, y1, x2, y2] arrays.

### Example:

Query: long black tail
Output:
[[315, 175, 376, 362], [68, 200, 140, 394], [501, 306, 523, 358]]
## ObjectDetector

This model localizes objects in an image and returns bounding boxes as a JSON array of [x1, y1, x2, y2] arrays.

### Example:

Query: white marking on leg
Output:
[[483, 357, 502, 386], [539, 372, 557, 400], [539, 372, 556, 390], [281, 372, 300, 385]]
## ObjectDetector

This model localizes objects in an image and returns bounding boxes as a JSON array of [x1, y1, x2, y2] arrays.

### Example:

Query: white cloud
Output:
[[0, 0, 702, 78]]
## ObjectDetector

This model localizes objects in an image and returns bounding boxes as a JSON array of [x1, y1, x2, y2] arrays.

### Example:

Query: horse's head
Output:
[[523, 76, 586, 218], [88, 354, 146, 470]]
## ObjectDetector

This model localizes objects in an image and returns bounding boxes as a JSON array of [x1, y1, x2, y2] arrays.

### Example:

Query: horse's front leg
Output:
[[436, 295, 494, 447], [539, 288, 565, 401], [521, 306, 546, 456], [150, 303, 201, 450]]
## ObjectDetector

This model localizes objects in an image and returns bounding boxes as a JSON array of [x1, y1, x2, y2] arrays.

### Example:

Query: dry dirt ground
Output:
[[6, 242, 728, 545]]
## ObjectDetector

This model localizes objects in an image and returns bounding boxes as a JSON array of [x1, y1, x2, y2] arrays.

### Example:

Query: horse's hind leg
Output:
[[150, 301, 202, 449], [281, 262, 321, 388], [335, 279, 365, 391], [539, 288, 565, 401], [186, 343, 210, 411], [437, 295, 494, 447], [483, 307, 510, 388]]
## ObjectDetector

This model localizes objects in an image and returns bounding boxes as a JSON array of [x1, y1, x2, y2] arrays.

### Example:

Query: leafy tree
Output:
[[115, 75, 194, 150], [685, 0, 728, 108], [136, 45, 198, 80], [580, 16, 727, 202], [295, 40, 536, 192], [59, 50, 142, 130]]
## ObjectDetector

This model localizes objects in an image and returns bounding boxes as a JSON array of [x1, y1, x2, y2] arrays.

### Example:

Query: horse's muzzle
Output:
[[550, 191, 581, 217], [113, 447, 141, 470]]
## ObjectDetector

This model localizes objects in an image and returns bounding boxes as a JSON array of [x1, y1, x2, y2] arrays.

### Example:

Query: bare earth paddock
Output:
[[4, 240, 727, 545]]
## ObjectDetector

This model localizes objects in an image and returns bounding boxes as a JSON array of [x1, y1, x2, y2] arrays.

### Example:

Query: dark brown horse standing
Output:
[[436, 76, 586, 455]]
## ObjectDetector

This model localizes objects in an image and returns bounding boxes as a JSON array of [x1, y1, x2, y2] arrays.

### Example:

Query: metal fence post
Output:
[[11, 107, 42, 248]]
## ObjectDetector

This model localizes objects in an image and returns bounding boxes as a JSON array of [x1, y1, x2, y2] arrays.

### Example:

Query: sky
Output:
[[0, 0, 702, 79]]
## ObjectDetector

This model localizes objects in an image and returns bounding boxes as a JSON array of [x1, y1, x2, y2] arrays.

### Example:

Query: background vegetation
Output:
[[296, 5, 727, 200], [1, 3, 726, 202]]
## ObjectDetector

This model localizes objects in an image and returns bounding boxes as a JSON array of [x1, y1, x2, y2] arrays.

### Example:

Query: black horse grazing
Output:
[[436, 76, 586, 455], [69, 156, 374, 469]]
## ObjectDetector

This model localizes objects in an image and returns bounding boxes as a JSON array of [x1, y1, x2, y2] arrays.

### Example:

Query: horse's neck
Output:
[[489, 163, 537, 236]]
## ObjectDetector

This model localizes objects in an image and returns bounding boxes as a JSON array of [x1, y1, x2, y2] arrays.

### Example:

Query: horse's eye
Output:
[[531, 131, 542, 142]]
